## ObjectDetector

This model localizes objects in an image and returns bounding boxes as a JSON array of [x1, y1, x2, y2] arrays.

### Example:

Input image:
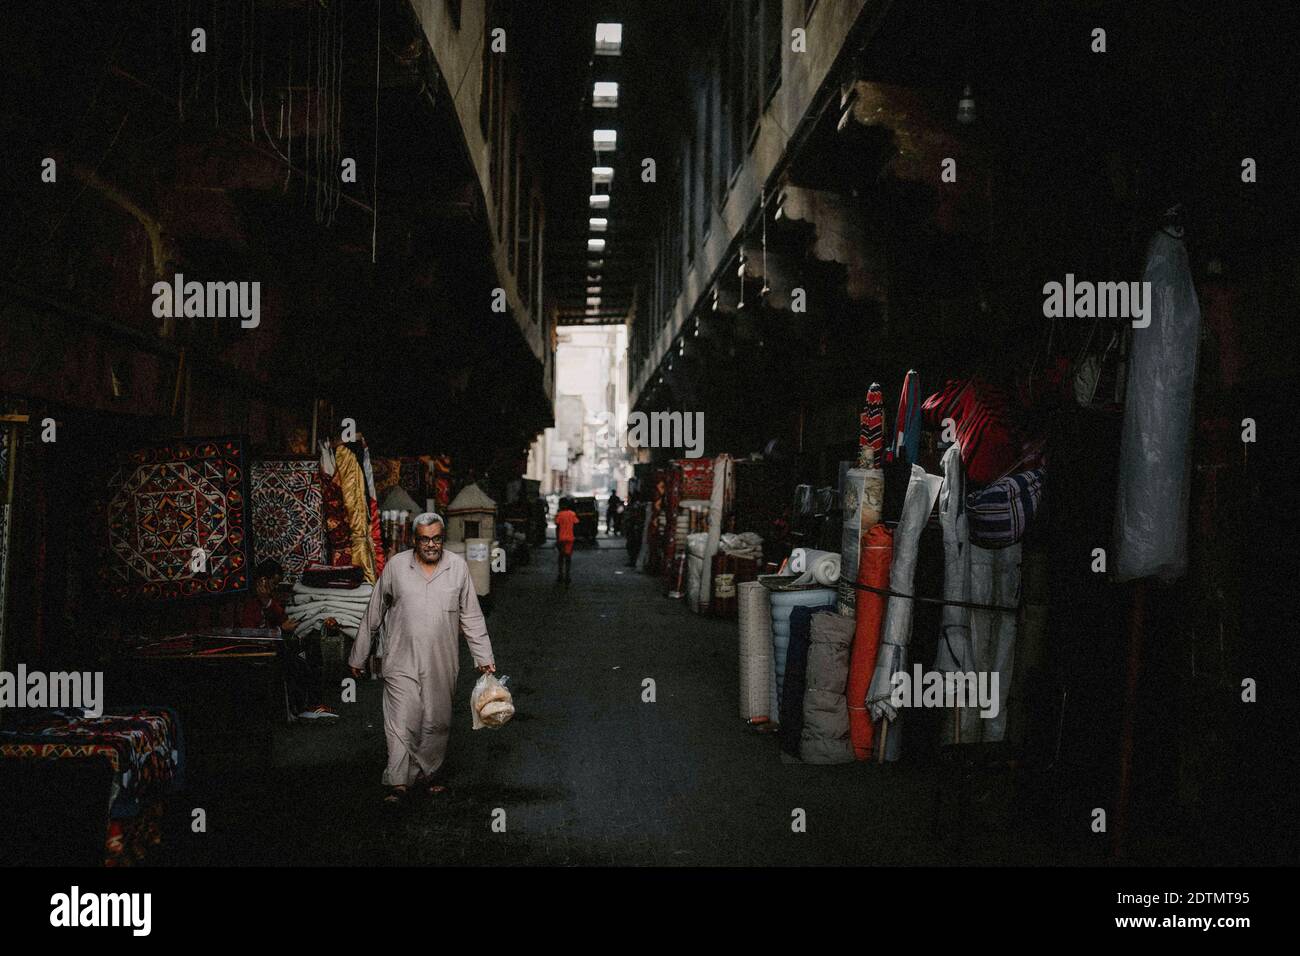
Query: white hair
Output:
[[413, 512, 445, 530]]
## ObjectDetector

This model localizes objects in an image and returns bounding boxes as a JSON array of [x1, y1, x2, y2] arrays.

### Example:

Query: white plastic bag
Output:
[[470, 673, 514, 730], [1114, 229, 1201, 582]]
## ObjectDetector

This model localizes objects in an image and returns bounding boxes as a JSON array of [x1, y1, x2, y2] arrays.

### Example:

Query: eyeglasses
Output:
[[416, 534, 446, 544]]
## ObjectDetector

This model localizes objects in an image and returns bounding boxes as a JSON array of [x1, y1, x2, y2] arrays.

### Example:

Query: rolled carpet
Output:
[[847, 522, 893, 759], [737, 581, 774, 721]]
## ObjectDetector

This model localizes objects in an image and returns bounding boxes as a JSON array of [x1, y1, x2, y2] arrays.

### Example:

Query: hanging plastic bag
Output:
[[471, 673, 515, 730], [1113, 229, 1201, 582]]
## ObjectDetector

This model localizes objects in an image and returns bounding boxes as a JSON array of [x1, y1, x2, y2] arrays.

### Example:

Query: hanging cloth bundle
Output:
[[887, 370, 921, 466]]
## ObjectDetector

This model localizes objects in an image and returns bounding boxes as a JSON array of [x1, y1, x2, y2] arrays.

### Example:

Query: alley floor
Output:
[[153, 537, 1078, 867]]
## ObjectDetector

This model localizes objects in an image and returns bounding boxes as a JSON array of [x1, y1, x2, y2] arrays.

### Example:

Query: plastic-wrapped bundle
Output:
[[1114, 229, 1202, 582]]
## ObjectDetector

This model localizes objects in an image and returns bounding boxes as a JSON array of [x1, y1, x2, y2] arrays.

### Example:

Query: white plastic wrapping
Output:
[[1114, 229, 1202, 582]]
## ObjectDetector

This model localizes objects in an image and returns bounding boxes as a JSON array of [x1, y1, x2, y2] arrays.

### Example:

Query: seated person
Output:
[[237, 559, 338, 721]]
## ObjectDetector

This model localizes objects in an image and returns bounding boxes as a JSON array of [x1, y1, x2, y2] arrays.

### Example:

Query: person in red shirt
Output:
[[554, 497, 578, 585], [237, 559, 338, 721]]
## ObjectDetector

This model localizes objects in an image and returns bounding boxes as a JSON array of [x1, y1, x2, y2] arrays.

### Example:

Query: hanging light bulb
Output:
[[957, 84, 975, 125]]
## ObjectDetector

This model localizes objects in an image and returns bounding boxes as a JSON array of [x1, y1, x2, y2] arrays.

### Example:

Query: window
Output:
[[764, 0, 783, 104], [593, 129, 617, 152], [684, 138, 695, 263], [727, 0, 746, 178], [703, 59, 716, 232], [478, 7, 492, 136], [592, 81, 619, 107], [506, 121, 519, 267], [746, 0, 762, 142], [595, 22, 623, 55], [532, 196, 544, 320], [520, 181, 533, 299], [489, 60, 501, 222]]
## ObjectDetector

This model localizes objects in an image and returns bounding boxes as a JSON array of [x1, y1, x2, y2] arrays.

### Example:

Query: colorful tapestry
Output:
[[371, 457, 402, 497], [104, 437, 251, 599], [251, 458, 325, 584], [432, 455, 452, 511], [398, 458, 426, 502]]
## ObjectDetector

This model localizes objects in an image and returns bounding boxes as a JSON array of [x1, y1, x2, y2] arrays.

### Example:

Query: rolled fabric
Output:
[[779, 605, 816, 758], [800, 610, 856, 764], [847, 522, 893, 759], [771, 587, 837, 714], [788, 548, 840, 587], [334, 445, 377, 583], [738, 581, 774, 721]]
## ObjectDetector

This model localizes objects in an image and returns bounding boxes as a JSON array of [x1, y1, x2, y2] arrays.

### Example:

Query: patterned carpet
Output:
[[104, 437, 251, 599], [251, 458, 325, 584]]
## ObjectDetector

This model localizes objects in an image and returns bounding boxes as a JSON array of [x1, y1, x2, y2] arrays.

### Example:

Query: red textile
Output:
[[848, 523, 893, 759], [321, 472, 352, 566], [921, 377, 1024, 486], [369, 497, 386, 577]]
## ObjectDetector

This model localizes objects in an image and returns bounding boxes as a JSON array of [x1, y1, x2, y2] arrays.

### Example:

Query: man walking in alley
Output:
[[349, 512, 496, 804], [555, 496, 578, 585]]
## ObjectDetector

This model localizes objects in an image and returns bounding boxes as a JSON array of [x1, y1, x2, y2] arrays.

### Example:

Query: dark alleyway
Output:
[[152, 538, 1083, 867]]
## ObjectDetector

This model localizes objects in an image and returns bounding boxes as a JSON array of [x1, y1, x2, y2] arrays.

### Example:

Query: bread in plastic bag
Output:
[[471, 673, 514, 730]]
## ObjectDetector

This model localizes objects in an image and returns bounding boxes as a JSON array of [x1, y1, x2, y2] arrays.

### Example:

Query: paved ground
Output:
[[155, 536, 1089, 866]]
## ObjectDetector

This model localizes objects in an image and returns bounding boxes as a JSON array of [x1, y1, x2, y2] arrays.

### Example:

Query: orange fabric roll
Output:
[[847, 523, 893, 759]]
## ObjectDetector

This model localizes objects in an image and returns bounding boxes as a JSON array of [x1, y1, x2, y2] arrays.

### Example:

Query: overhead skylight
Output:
[[592, 166, 614, 185], [589, 193, 610, 210], [593, 129, 617, 152], [595, 23, 622, 55], [587, 238, 606, 253], [589, 217, 608, 232], [593, 81, 619, 107]]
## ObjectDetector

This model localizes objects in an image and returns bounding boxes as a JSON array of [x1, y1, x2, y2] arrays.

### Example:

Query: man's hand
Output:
[[478, 663, 496, 674], [349, 666, 365, 680]]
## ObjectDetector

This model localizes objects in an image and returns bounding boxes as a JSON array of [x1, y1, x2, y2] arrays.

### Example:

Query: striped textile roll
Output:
[[738, 581, 774, 721], [858, 383, 885, 468]]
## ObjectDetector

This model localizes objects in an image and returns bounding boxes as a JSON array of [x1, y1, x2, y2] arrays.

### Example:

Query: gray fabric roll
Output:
[[800, 611, 855, 764]]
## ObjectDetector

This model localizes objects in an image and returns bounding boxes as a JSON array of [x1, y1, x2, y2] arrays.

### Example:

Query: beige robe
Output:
[[349, 548, 494, 786]]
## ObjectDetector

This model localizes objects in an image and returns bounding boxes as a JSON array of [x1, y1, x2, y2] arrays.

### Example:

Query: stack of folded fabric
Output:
[[287, 581, 374, 638]]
